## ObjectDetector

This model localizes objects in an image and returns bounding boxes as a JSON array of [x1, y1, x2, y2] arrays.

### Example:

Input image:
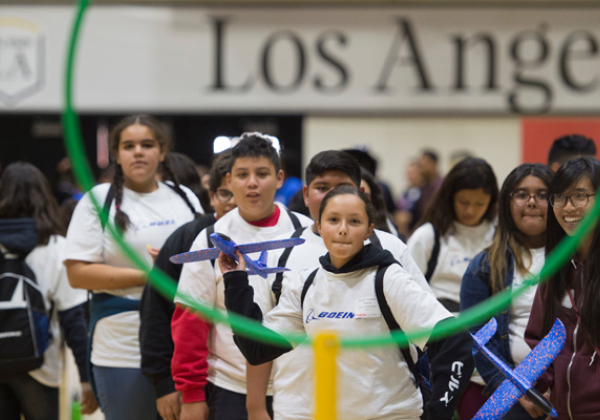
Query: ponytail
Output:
[[112, 164, 132, 232]]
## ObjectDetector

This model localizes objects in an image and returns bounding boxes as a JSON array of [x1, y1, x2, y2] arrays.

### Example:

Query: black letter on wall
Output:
[[261, 31, 306, 93], [209, 18, 254, 92], [314, 30, 349, 93], [560, 31, 599, 92], [374, 18, 432, 92], [508, 27, 553, 114], [452, 33, 498, 91]]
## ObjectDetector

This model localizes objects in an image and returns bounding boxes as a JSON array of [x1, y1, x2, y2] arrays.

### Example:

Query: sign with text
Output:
[[1, 6, 599, 113]]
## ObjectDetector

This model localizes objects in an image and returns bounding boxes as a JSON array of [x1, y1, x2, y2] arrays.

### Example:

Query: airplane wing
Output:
[[472, 319, 566, 420], [237, 238, 305, 254], [253, 267, 290, 274], [169, 248, 221, 264], [513, 318, 566, 385], [472, 378, 522, 420]]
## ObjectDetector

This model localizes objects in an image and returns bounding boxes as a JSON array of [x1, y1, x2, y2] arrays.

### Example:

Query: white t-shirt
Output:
[[64, 182, 202, 368], [174, 203, 312, 394], [407, 221, 495, 304], [509, 247, 544, 365], [265, 226, 434, 420], [264, 263, 452, 420]]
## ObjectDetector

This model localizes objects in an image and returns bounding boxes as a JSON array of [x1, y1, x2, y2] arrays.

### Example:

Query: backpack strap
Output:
[[206, 224, 216, 268], [374, 263, 421, 386], [424, 228, 440, 282], [300, 268, 319, 309], [272, 227, 307, 305], [101, 185, 115, 231], [369, 231, 382, 249], [286, 209, 302, 230]]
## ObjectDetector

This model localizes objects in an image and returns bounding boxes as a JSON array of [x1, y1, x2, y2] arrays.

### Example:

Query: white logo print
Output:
[[440, 361, 464, 406]]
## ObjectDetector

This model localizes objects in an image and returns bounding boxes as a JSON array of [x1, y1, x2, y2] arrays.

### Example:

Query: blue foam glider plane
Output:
[[169, 232, 305, 279], [472, 318, 566, 420]]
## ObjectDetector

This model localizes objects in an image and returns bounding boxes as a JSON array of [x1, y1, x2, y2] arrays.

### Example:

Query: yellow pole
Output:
[[313, 332, 339, 420]]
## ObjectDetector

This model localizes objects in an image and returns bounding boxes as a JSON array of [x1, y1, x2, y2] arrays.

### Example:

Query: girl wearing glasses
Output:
[[526, 157, 600, 420], [461, 163, 554, 420]]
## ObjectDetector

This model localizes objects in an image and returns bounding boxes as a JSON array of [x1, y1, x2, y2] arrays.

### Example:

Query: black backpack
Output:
[[300, 263, 432, 420], [0, 250, 51, 376]]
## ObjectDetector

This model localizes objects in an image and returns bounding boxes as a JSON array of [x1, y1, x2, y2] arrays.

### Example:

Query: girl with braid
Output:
[[64, 115, 203, 420]]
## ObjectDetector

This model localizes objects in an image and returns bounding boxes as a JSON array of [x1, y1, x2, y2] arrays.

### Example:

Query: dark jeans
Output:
[[0, 374, 59, 420], [93, 365, 159, 420], [205, 382, 273, 420]]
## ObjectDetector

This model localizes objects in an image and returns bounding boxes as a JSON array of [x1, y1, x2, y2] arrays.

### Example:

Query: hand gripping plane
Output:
[[169, 232, 305, 278], [471, 318, 566, 420]]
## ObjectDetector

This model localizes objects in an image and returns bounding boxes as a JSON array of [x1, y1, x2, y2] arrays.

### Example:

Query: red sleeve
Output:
[[525, 285, 554, 393], [171, 305, 210, 403]]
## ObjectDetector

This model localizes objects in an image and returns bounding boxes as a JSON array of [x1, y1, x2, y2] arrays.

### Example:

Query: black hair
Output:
[[305, 150, 361, 189], [422, 149, 439, 163], [161, 152, 211, 212], [231, 132, 280, 172], [360, 168, 390, 233], [108, 114, 199, 232], [0, 162, 65, 245], [318, 186, 376, 227], [545, 156, 600, 349], [418, 157, 498, 235], [341, 149, 377, 175], [548, 135, 596, 166], [487, 163, 554, 294], [208, 149, 233, 193]]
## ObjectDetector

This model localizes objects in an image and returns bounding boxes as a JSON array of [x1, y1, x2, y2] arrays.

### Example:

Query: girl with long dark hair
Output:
[[407, 157, 498, 420], [408, 157, 499, 312], [63, 115, 203, 420], [461, 163, 554, 419], [0, 162, 96, 419], [526, 156, 600, 420]]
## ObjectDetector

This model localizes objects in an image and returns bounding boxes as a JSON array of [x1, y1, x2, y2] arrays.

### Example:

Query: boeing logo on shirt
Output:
[[305, 308, 355, 323], [135, 220, 176, 230], [449, 255, 470, 267], [305, 309, 320, 324]]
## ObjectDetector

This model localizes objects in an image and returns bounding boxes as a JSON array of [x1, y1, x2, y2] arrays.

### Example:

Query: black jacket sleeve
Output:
[[140, 214, 216, 399], [57, 304, 89, 382], [425, 318, 475, 420], [223, 271, 293, 365]]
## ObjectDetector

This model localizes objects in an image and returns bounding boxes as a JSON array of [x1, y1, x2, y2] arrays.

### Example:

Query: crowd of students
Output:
[[1, 114, 599, 420]]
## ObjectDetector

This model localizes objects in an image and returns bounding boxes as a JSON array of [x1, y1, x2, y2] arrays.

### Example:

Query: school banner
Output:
[[1, 5, 600, 114]]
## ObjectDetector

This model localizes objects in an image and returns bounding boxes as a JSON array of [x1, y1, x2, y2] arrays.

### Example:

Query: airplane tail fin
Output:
[[258, 251, 268, 268]]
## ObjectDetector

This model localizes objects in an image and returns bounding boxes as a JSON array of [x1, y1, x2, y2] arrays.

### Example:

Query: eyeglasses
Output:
[[510, 190, 548, 207], [215, 189, 234, 202], [550, 192, 595, 209]]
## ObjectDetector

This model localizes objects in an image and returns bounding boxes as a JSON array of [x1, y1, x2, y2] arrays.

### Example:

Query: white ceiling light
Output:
[[213, 136, 232, 154]]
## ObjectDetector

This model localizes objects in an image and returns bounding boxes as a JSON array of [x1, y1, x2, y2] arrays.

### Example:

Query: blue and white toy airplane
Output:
[[471, 318, 566, 420], [169, 232, 305, 279]]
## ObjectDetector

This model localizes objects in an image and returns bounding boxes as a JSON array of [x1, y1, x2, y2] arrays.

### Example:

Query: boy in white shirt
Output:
[[172, 133, 312, 420]]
